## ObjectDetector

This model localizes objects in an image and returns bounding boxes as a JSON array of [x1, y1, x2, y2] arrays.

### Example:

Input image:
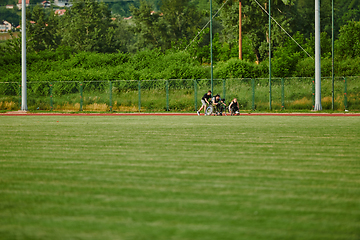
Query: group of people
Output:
[[197, 90, 240, 116]]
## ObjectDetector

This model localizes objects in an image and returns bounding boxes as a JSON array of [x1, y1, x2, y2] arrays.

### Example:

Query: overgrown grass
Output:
[[0, 77, 358, 112], [0, 116, 359, 240]]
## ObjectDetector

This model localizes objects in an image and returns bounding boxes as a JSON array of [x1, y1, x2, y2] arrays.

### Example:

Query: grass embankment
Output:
[[0, 116, 359, 240]]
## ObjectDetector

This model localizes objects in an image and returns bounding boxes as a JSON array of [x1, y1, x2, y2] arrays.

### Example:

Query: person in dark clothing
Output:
[[213, 94, 226, 115], [229, 98, 240, 115], [197, 90, 212, 115]]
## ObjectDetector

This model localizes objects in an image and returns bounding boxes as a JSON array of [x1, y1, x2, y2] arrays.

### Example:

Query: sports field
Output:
[[0, 115, 359, 240]]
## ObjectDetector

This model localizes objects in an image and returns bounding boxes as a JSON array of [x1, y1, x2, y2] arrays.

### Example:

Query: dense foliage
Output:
[[0, 49, 209, 82], [1, 0, 360, 81]]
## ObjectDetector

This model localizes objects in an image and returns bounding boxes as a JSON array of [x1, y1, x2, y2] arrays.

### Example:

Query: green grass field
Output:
[[0, 115, 359, 240]]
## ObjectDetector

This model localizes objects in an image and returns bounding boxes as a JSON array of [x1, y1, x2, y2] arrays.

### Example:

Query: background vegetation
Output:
[[1, 0, 359, 111], [1, 0, 360, 80]]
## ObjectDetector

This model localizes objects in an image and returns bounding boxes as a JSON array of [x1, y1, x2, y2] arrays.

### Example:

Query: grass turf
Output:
[[0, 115, 359, 240]]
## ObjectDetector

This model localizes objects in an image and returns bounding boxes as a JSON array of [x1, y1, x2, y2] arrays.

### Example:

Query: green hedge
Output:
[[1, 48, 360, 84], [0, 49, 210, 83]]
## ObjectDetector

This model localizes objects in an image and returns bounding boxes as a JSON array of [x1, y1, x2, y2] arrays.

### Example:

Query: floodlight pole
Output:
[[210, 0, 213, 93], [314, 0, 322, 111], [21, 0, 27, 111], [239, 1, 242, 60], [331, 0, 334, 110], [268, 0, 272, 110]]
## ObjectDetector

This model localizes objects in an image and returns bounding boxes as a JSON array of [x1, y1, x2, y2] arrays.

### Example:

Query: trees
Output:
[[26, 6, 61, 52], [130, 0, 202, 51], [213, 0, 296, 63], [293, 0, 360, 40], [130, 0, 168, 50], [60, 0, 116, 53], [0, 5, 20, 27], [336, 20, 360, 58], [337, 0, 360, 31], [160, 0, 201, 42], [111, 16, 136, 53]]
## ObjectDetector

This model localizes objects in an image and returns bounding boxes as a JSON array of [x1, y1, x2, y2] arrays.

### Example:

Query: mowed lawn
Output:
[[0, 115, 359, 240]]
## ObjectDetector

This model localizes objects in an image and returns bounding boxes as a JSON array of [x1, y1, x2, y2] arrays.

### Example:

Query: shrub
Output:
[[214, 58, 260, 79], [336, 21, 360, 58]]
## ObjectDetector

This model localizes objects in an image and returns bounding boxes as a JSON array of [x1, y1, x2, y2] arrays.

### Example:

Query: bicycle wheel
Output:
[[205, 105, 214, 116]]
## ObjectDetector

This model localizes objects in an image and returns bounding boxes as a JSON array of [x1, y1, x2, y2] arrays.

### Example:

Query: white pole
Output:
[[21, 0, 27, 111], [314, 0, 322, 111]]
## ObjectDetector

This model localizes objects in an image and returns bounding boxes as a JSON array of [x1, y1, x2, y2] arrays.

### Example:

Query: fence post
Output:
[[312, 79, 315, 109], [194, 79, 197, 111], [344, 77, 348, 110], [281, 78, 285, 110], [269, 77, 272, 110], [138, 80, 141, 112], [251, 78, 255, 111], [18, 83, 21, 110], [166, 80, 169, 111], [80, 82, 83, 111], [223, 79, 226, 101], [49, 82, 53, 111], [109, 81, 112, 112]]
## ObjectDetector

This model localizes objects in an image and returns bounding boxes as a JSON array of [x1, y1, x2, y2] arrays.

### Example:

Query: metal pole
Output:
[[18, 83, 21, 109], [239, 1, 242, 60], [109, 81, 112, 112], [281, 78, 285, 110], [21, 0, 27, 111], [80, 82, 83, 111], [166, 80, 169, 111], [138, 80, 141, 112], [222, 79, 226, 101], [314, 0, 322, 111], [252, 78, 255, 111], [344, 77, 348, 110], [312, 79, 315, 109], [268, 0, 272, 110], [194, 80, 198, 111], [331, 0, 335, 111], [50, 82, 53, 111], [210, 0, 213, 93]]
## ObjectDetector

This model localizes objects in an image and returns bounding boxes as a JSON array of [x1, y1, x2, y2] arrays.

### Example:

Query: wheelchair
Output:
[[228, 101, 240, 116], [229, 106, 240, 116], [205, 99, 227, 116]]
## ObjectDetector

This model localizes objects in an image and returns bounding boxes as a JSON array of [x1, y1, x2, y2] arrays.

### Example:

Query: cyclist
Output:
[[197, 90, 212, 115]]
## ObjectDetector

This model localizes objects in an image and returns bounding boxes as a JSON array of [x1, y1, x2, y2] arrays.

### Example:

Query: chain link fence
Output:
[[0, 77, 358, 112]]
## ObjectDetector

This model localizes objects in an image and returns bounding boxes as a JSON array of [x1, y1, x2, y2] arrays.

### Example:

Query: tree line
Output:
[[1, 0, 360, 79]]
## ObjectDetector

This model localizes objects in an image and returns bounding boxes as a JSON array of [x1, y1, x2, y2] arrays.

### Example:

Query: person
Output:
[[213, 94, 226, 115], [197, 90, 212, 115], [229, 98, 240, 115]]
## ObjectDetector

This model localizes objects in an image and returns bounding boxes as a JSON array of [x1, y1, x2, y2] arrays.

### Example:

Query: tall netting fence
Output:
[[0, 77, 357, 112], [345, 76, 360, 111], [0, 82, 20, 110]]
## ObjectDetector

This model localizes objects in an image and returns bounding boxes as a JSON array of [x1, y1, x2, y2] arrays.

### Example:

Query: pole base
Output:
[[314, 103, 322, 111]]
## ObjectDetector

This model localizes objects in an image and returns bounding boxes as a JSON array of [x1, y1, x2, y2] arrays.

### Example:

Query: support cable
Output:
[[185, 0, 230, 51], [252, 0, 314, 59], [185, 0, 314, 60]]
